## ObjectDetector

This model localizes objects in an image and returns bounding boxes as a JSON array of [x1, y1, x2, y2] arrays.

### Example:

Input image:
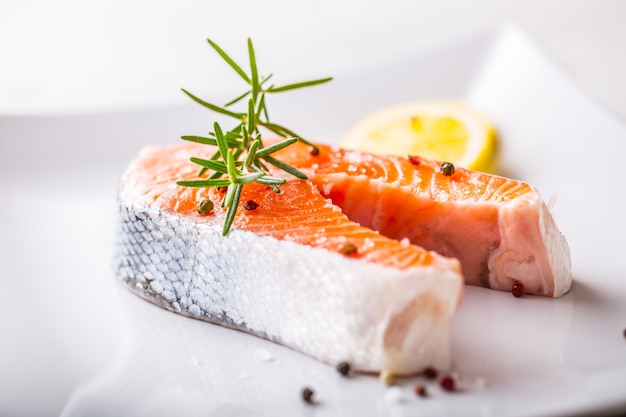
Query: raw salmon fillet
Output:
[[115, 143, 464, 374], [114, 140, 571, 373], [275, 141, 572, 298]]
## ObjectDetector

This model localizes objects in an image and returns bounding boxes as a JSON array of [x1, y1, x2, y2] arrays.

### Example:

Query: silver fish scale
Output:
[[113, 195, 461, 373]]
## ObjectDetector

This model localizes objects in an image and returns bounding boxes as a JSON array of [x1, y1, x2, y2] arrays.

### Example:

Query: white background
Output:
[[1, 0, 626, 122]]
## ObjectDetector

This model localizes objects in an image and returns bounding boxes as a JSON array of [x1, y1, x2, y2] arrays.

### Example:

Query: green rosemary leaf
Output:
[[224, 90, 251, 107], [260, 121, 297, 138], [267, 184, 281, 193], [181, 135, 216, 145], [261, 121, 318, 150], [210, 149, 221, 160], [260, 74, 274, 90], [244, 139, 261, 169], [253, 158, 270, 172], [233, 147, 244, 162], [255, 92, 266, 120], [226, 123, 245, 138], [248, 38, 259, 103], [189, 157, 229, 173], [176, 179, 231, 187], [235, 171, 266, 184], [183, 134, 242, 148], [181, 89, 244, 119], [247, 98, 256, 135], [207, 38, 250, 84], [262, 155, 308, 179], [267, 77, 333, 93], [222, 183, 243, 236], [201, 149, 223, 176], [214, 122, 230, 162], [254, 175, 287, 185], [255, 137, 299, 158], [226, 148, 239, 181]]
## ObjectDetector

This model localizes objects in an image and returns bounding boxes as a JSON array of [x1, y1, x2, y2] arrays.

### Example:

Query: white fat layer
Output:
[[115, 196, 463, 374]]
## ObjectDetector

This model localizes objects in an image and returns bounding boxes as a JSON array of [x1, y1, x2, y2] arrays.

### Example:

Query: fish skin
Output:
[[115, 145, 464, 374]]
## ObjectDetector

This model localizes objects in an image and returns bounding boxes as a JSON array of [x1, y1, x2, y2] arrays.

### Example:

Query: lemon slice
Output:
[[341, 100, 497, 172]]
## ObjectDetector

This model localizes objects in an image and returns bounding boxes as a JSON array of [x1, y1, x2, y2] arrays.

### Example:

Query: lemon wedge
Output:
[[341, 100, 497, 173]]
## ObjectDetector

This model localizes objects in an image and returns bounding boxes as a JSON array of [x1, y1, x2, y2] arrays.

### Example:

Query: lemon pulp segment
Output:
[[341, 101, 497, 173]]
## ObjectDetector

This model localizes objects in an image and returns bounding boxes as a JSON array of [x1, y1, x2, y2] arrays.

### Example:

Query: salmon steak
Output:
[[114, 140, 571, 374]]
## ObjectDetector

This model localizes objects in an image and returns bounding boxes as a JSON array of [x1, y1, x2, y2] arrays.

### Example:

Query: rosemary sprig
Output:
[[177, 37, 332, 236]]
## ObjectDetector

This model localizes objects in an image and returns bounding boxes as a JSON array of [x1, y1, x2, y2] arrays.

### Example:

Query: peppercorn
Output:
[[301, 387, 315, 403], [439, 374, 456, 392], [336, 361, 351, 376], [441, 162, 455, 176], [340, 243, 358, 256], [379, 370, 395, 385], [422, 366, 437, 380], [408, 155, 421, 165], [512, 282, 525, 298], [413, 384, 427, 397], [196, 198, 214, 215], [243, 200, 259, 211]]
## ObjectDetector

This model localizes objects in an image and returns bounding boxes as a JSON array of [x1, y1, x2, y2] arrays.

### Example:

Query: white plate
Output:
[[1, 27, 625, 417]]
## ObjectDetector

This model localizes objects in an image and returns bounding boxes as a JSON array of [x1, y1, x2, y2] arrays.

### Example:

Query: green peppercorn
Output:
[[340, 243, 358, 256], [197, 198, 214, 215], [379, 370, 395, 385]]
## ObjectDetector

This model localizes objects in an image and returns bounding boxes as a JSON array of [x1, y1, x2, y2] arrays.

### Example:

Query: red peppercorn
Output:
[[512, 282, 525, 298], [439, 374, 456, 392], [408, 155, 421, 165], [413, 384, 427, 397], [243, 200, 259, 211]]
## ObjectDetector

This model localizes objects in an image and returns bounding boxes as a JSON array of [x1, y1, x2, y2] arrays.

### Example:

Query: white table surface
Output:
[[1, 1, 626, 417]]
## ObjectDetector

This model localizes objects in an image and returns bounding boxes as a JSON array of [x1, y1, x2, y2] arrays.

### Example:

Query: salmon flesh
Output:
[[114, 141, 571, 374]]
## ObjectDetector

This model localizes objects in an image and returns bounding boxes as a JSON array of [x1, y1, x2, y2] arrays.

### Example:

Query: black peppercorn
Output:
[[422, 366, 437, 380], [243, 200, 259, 211], [336, 361, 351, 376], [301, 387, 315, 403], [441, 162, 455, 176]]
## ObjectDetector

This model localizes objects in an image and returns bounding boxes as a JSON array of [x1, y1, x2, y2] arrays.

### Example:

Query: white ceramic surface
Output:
[[1, 27, 625, 417]]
